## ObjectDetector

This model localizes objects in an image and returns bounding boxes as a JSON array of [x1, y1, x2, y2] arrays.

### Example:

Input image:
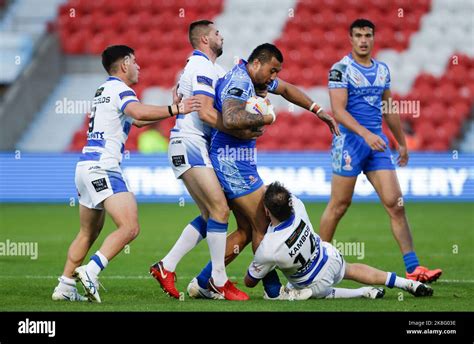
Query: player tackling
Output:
[[245, 182, 434, 300], [52, 45, 200, 302]]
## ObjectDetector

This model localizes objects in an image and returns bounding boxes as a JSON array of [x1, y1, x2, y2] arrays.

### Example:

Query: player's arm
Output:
[[196, 94, 263, 139], [124, 97, 201, 122], [244, 244, 276, 288], [272, 78, 340, 135], [382, 89, 408, 166], [329, 88, 386, 151], [222, 98, 274, 130]]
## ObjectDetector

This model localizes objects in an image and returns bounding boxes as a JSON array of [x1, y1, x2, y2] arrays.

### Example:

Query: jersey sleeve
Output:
[[384, 64, 391, 90], [191, 62, 218, 99], [115, 84, 139, 113], [267, 79, 279, 93], [328, 62, 348, 89], [221, 75, 253, 103], [246, 240, 276, 281], [291, 196, 311, 225]]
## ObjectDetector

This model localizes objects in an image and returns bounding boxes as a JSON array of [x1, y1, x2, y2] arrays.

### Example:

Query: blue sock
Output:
[[196, 261, 212, 289], [403, 251, 420, 273], [263, 270, 282, 298]]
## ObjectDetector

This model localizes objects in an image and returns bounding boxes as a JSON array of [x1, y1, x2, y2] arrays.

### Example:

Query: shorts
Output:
[[209, 147, 263, 200], [307, 242, 346, 298], [168, 136, 212, 179], [331, 131, 395, 177], [75, 162, 130, 210]]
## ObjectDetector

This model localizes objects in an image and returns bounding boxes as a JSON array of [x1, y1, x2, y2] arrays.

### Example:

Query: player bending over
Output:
[[52, 45, 200, 302], [244, 182, 434, 300]]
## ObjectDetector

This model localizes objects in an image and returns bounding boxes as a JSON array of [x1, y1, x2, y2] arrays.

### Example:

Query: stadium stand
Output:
[[6, 0, 474, 153]]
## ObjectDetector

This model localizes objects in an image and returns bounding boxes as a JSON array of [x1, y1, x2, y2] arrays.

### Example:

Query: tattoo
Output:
[[222, 98, 265, 129]]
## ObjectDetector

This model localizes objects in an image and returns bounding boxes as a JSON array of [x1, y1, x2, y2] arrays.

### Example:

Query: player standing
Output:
[[149, 20, 258, 300], [52, 45, 200, 302], [319, 19, 442, 282], [245, 182, 433, 299], [190, 43, 340, 300]]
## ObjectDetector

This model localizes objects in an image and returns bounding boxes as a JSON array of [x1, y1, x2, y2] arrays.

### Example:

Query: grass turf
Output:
[[0, 202, 473, 311]]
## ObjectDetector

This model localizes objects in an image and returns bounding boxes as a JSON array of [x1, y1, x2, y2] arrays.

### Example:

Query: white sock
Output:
[[325, 287, 366, 299], [57, 275, 76, 290], [162, 224, 203, 272], [207, 231, 228, 287], [385, 272, 409, 290], [86, 250, 108, 277]]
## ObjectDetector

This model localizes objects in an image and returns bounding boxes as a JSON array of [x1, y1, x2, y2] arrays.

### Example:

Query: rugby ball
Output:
[[245, 96, 269, 116]]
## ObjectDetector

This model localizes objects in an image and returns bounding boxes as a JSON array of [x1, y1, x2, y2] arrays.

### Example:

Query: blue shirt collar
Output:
[[192, 50, 210, 61], [348, 53, 375, 69], [273, 213, 296, 232], [107, 76, 123, 82]]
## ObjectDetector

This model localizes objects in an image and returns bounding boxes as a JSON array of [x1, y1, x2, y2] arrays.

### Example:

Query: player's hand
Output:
[[363, 132, 387, 152], [397, 145, 409, 167], [233, 127, 264, 140], [179, 96, 202, 114], [315, 110, 340, 136], [172, 85, 183, 104]]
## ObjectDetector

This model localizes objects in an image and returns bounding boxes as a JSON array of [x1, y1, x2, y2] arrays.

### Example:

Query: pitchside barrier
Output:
[[0, 152, 473, 202]]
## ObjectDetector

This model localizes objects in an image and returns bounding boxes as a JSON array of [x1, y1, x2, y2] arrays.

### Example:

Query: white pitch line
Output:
[[0, 276, 473, 283]]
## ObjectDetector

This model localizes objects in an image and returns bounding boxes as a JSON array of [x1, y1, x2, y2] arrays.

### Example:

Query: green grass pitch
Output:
[[0, 202, 473, 311]]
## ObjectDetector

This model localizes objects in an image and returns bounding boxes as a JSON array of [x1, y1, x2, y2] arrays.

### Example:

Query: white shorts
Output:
[[168, 136, 212, 179], [307, 242, 346, 298], [75, 162, 131, 210]]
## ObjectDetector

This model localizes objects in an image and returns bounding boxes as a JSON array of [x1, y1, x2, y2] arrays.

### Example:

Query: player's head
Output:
[[247, 43, 283, 89], [264, 182, 294, 224], [102, 45, 140, 85], [189, 20, 224, 58], [349, 18, 375, 57]]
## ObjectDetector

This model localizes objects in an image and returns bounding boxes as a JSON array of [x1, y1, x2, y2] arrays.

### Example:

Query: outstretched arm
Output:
[[273, 78, 340, 135]]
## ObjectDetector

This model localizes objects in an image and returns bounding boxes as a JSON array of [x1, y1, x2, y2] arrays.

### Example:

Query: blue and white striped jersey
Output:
[[247, 196, 329, 288], [79, 76, 138, 165], [170, 50, 226, 141], [328, 53, 391, 132]]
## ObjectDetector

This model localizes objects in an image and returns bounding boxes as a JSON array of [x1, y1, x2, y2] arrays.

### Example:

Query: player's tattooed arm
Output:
[[222, 98, 272, 129]]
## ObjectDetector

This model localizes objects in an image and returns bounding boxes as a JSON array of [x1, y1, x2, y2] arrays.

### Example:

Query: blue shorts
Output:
[[209, 149, 263, 200], [331, 131, 395, 177]]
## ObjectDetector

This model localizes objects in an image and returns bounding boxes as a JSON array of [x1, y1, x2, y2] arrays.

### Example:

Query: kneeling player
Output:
[[52, 45, 200, 302], [244, 182, 433, 300]]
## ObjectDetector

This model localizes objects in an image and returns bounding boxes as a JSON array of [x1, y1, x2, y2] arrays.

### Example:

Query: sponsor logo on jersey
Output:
[[227, 87, 244, 97], [285, 220, 306, 248], [91, 178, 108, 192], [197, 75, 213, 87], [172, 155, 186, 167], [329, 69, 342, 82], [94, 87, 104, 97]]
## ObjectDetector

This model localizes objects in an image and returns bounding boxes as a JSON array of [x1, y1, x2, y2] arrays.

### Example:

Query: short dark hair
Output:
[[102, 45, 134, 74], [248, 43, 284, 64], [350, 18, 375, 35], [189, 19, 214, 48], [264, 182, 293, 222]]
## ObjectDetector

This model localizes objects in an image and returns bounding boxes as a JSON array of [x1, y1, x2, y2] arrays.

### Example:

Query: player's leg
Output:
[[319, 174, 357, 242], [344, 262, 433, 297], [75, 191, 140, 302], [52, 205, 105, 302], [366, 169, 442, 282]]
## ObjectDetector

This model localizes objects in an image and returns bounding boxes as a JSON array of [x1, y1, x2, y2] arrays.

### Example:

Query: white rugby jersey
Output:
[[247, 196, 329, 288], [170, 50, 226, 141], [79, 76, 138, 165]]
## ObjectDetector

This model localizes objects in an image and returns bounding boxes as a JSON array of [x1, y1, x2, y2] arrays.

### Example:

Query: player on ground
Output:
[[319, 19, 442, 283], [149, 20, 259, 301], [245, 182, 434, 299], [189, 43, 340, 300], [52, 45, 200, 302]]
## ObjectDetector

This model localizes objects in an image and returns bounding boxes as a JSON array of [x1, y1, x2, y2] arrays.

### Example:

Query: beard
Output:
[[210, 41, 223, 57]]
